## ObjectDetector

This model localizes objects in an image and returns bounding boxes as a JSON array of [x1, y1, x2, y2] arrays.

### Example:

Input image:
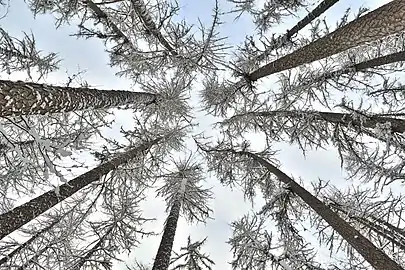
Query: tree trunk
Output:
[[0, 137, 161, 240], [328, 202, 405, 251], [212, 147, 402, 270], [234, 110, 405, 134], [256, 0, 340, 62], [0, 79, 157, 117], [249, 0, 405, 81], [0, 208, 72, 265], [152, 199, 182, 270], [71, 226, 114, 270], [130, 0, 177, 56], [307, 50, 405, 86]]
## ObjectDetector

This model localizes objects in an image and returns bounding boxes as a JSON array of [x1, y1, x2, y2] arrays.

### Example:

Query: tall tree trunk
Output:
[[242, 151, 402, 270], [256, 0, 340, 62], [0, 137, 162, 240], [306, 50, 405, 86], [230, 110, 405, 134], [71, 225, 114, 270], [130, 0, 177, 56], [152, 199, 182, 270], [0, 79, 157, 117], [328, 202, 405, 251], [203, 147, 402, 269], [249, 0, 405, 81]]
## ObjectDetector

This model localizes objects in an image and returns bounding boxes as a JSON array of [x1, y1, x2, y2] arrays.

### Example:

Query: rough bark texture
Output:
[[71, 226, 114, 270], [0, 137, 161, 240], [249, 0, 405, 81], [152, 199, 182, 270], [241, 151, 403, 270], [130, 0, 178, 56], [241, 110, 405, 134], [0, 79, 157, 117], [256, 0, 340, 62]]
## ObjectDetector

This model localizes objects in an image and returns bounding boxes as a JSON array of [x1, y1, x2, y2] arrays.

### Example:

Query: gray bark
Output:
[[232, 110, 405, 134], [152, 199, 182, 270], [0, 79, 157, 117], [256, 0, 340, 62], [249, 0, 405, 81]]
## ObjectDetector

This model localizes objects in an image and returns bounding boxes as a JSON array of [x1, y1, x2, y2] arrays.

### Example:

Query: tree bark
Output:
[[203, 147, 403, 270], [0, 137, 161, 240], [233, 110, 405, 134], [249, 0, 405, 81], [307, 50, 405, 86], [256, 0, 340, 62], [152, 199, 182, 270], [0, 79, 157, 117], [243, 151, 403, 270]]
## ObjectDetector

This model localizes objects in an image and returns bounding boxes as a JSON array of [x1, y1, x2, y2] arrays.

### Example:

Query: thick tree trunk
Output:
[[71, 226, 114, 270], [130, 0, 177, 56], [256, 0, 340, 62], [202, 146, 403, 270], [249, 0, 405, 81], [235, 110, 405, 134], [241, 151, 403, 270], [0, 137, 161, 240], [0, 79, 157, 117], [152, 199, 182, 270]]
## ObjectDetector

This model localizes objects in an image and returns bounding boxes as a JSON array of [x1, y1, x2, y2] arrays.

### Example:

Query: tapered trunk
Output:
[[0, 137, 161, 240], [307, 50, 405, 86], [152, 199, 182, 270], [206, 147, 402, 269], [249, 0, 405, 81], [256, 0, 340, 62], [71, 226, 114, 270], [130, 0, 177, 56], [0, 79, 157, 117], [243, 151, 402, 270], [233, 110, 405, 134], [329, 202, 405, 251]]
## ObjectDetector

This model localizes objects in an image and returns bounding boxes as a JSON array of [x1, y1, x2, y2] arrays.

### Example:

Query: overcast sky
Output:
[[0, 0, 389, 269]]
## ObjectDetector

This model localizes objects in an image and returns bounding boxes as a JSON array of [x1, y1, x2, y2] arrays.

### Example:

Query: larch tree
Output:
[[1, 0, 405, 269], [152, 156, 213, 270], [197, 139, 402, 270], [170, 236, 215, 270]]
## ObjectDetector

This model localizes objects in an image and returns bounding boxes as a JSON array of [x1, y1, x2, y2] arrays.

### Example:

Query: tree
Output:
[[231, 0, 341, 64], [197, 140, 402, 270], [0, 131, 171, 240], [248, 0, 405, 81], [152, 156, 213, 270], [170, 236, 214, 270], [0, 79, 158, 117]]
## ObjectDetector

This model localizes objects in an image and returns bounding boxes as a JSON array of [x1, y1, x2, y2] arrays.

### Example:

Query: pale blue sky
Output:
[[0, 0, 388, 269]]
